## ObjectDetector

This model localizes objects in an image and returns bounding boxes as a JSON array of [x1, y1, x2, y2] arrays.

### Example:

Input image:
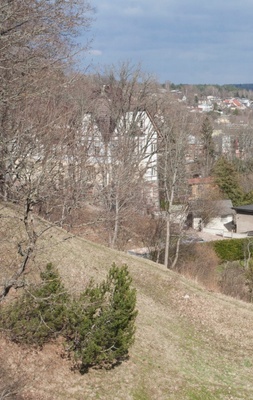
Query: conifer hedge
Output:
[[213, 239, 246, 262]]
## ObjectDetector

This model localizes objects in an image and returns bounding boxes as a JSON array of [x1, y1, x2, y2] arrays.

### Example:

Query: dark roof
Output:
[[232, 204, 253, 215]]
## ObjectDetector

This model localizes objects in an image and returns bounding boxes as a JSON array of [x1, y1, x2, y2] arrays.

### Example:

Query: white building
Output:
[[82, 110, 160, 208]]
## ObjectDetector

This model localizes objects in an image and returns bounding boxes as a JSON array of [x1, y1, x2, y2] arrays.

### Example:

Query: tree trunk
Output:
[[0, 198, 37, 301], [111, 195, 120, 249], [164, 217, 170, 268], [171, 236, 181, 269], [164, 168, 177, 269]]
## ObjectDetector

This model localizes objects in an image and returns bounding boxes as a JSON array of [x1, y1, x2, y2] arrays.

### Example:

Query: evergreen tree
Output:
[[0, 263, 137, 372], [212, 157, 244, 206], [241, 190, 253, 206], [0, 264, 69, 346], [67, 263, 137, 372]]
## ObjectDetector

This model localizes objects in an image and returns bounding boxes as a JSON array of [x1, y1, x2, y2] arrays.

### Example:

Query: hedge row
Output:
[[212, 238, 253, 262]]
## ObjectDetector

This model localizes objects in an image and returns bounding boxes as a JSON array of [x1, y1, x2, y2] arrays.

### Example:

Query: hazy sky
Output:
[[82, 0, 253, 85]]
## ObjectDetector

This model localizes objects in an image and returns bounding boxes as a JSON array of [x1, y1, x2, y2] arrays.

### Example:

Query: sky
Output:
[[81, 0, 253, 85]]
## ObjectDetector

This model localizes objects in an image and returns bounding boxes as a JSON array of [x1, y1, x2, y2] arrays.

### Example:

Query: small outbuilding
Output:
[[188, 199, 235, 235], [232, 204, 253, 234]]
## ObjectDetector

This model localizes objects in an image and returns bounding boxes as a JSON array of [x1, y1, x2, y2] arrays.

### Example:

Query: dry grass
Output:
[[176, 243, 221, 292], [1, 204, 253, 399]]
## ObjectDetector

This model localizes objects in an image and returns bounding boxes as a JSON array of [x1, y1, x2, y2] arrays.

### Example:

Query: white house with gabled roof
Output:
[[82, 109, 160, 208]]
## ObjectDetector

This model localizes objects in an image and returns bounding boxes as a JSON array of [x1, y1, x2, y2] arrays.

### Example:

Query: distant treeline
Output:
[[165, 82, 253, 95], [232, 83, 253, 91]]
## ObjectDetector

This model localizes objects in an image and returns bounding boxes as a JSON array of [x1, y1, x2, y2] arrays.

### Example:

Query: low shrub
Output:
[[177, 243, 220, 291], [0, 263, 69, 346], [0, 263, 137, 373], [218, 261, 249, 301], [66, 263, 137, 372]]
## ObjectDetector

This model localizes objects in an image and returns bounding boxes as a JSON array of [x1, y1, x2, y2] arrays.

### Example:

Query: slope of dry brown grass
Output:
[[1, 204, 253, 399]]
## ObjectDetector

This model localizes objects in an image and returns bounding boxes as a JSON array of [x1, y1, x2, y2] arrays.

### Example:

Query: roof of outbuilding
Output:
[[232, 204, 253, 214], [189, 199, 234, 218], [216, 199, 235, 215]]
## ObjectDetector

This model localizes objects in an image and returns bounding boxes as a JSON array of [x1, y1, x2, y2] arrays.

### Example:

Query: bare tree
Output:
[[81, 64, 160, 249], [200, 116, 215, 176], [0, 0, 93, 300], [156, 100, 192, 268]]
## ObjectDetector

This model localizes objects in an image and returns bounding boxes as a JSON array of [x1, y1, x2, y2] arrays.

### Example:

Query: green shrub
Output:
[[213, 239, 246, 262], [0, 263, 69, 346], [66, 263, 138, 372], [0, 262, 138, 372]]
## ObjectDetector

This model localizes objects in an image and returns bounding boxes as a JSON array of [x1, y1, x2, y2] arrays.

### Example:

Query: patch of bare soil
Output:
[[0, 337, 72, 400]]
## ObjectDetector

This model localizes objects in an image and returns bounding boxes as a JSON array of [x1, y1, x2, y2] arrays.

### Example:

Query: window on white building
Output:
[[151, 143, 156, 153], [150, 166, 156, 176], [94, 145, 100, 156]]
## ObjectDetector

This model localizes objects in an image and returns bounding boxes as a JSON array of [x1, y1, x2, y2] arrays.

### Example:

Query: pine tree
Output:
[[212, 157, 244, 206], [67, 263, 138, 372], [0, 263, 138, 373], [0, 264, 69, 345]]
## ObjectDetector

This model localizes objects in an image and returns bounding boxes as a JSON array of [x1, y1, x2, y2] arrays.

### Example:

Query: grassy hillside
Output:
[[1, 205, 253, 399]]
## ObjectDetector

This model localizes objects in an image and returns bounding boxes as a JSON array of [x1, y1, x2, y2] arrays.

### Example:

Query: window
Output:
[[151, 143, 156, 153], [94, 144, 100, 156], [150, 166, 156, 176]]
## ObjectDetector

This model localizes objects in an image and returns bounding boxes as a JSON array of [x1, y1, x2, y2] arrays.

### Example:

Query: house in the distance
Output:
[[82, 108, 160, 208]]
